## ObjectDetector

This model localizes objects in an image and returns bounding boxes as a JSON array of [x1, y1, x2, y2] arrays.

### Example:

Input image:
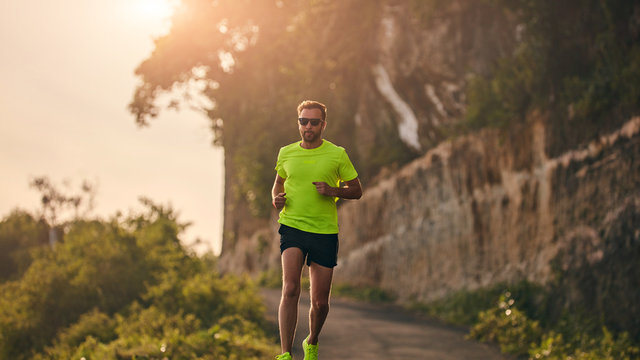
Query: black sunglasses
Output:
[[298, 118, 323, 126]]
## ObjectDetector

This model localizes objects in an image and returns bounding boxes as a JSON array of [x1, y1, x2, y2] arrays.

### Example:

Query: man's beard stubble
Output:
[[303, 130, 320, 143]]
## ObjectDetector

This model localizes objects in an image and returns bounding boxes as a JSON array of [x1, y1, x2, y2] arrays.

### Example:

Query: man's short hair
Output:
[[297, 100, 327, 121]]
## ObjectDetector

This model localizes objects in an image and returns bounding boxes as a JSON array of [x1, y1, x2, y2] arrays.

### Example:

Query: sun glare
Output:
[[131, 0, 176, 24]]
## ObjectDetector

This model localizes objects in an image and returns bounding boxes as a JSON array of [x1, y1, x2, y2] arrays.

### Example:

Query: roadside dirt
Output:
[[261, 288, 513, 360]]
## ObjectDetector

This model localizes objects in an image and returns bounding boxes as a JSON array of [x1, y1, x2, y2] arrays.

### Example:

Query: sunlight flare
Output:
[[132, 0, 176, 21]]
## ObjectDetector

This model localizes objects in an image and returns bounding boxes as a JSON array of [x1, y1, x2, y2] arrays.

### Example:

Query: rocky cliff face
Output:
[[219, 115, 640, 340], [336, 116, 640, 305]]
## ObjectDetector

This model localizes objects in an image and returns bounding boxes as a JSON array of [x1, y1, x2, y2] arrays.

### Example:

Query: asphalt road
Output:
[[261, 288, 512, 360]]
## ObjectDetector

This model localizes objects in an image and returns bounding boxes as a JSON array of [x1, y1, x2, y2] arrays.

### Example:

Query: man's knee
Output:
[[311, 298, 330, 313], [282, 281, 301, 300]]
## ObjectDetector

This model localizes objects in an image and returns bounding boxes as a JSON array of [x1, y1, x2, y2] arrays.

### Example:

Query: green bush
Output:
[[462, 288, 640, 359], [0, 201, 278, 359], [469, 291, 543, 357], [529, 329, 640, 360], [408, 281, 544, 326], [412, 282, 640, 359]]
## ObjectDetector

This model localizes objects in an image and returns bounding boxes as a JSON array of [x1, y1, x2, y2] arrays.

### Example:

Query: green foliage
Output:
[[416, 282, 640, 359], [0, 202, 277, 359], [469, 292, 640, 359], [409, 281, 543, 326], [257, 268, 283, 289], [37, 307, 277, 360], [465, 0, 640, 155], [409, 286, 501, 326], [469, 291, 543, 357], [465, 47, 538, 130], [529, 328, 640, 360], [0, 210, 48, 282], [55, 309, 117, 348]]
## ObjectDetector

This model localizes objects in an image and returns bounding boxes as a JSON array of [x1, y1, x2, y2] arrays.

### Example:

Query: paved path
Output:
[[261, 288, 512, 360]]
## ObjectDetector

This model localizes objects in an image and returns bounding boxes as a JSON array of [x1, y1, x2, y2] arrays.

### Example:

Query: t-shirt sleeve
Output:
[[338, 149, 358, 182], [275, 148, 287, 178]]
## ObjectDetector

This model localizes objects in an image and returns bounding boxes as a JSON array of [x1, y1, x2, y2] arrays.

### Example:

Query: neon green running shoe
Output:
[[302, 336, 318, 360], [275, 352, 292, 360]]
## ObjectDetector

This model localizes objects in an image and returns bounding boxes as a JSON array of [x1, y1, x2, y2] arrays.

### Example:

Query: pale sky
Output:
[[0, 0, 224, 255]]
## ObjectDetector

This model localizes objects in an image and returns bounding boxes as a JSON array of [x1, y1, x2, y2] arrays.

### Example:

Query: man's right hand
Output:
[[273, 192, 286, 210]]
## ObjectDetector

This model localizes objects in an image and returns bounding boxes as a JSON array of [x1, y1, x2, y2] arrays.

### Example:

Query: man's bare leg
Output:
[[307, 261, 334, 345], [279, 248, 305, 354]]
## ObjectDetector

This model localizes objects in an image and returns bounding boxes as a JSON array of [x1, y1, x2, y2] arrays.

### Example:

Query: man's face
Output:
[[298, 108, 325, 143]]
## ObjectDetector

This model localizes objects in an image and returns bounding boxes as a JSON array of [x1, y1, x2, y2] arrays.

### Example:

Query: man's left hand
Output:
[[312, 182, 335, 197]]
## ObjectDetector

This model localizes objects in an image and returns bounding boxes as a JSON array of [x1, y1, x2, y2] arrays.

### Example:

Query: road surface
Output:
[[261, 288, 512, 360]]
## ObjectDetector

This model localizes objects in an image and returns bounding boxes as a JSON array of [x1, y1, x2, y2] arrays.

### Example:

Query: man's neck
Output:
[[300, 139, 323, 149]]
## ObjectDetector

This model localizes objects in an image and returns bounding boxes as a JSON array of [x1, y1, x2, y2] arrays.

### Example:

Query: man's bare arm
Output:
[[312, 178, 362, 199], [272, 174, 286, 209]]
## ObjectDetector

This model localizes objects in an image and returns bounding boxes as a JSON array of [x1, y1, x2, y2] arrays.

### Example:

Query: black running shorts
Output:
[[279, 224, 339, 268]]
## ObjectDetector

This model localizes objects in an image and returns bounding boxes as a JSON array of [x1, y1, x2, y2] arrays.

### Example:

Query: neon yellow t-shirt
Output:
[[275, 140, 358, 234]]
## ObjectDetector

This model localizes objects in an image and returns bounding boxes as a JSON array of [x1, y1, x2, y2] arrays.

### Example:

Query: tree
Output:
[[129, 0, 388, 225], [29, 176, 96, 245]]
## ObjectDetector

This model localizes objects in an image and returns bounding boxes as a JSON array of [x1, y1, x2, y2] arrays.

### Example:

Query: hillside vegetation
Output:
[[0, 200, 277, 359]]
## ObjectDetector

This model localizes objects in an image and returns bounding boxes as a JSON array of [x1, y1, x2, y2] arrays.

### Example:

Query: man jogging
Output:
[[272, 100, 362, 360]]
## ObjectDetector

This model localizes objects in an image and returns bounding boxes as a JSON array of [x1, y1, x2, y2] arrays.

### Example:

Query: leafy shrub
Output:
[[529, 328, 640, 360], [461, 287, 640, 359], [409, 281, 544, 326], [469, 291, 543, 357], [0, 201, 278, 359]]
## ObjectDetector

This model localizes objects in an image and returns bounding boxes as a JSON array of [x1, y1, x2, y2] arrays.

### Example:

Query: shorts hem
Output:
[[307, 258, 337, 268]]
